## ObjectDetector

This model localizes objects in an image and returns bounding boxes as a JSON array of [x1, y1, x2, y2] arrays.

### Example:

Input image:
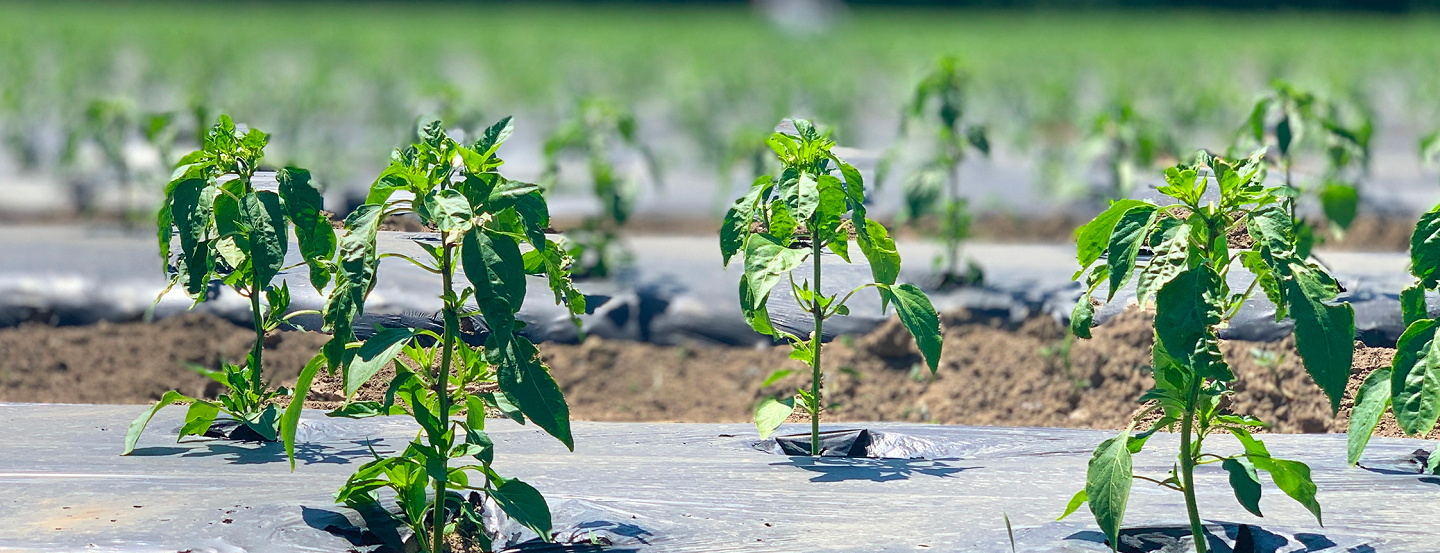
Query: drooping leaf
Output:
[[421, 187, 473, 236], [1075, 199, 1147, 270], [1106, 205, 1159, 300], [492, 334, 573, 450], [282, 354, 326, 469], [721, 177, 769, 267], [170, 177, 213, 297], [855, 218, 900, 286], [1281, 259, 1355, 413], [1401, 285, 1428, 329], [1154, 265, 1231, 381], [1391, 319, 1440, 435], [1222, 457, 1264, 517], [1412, 205, 1440, 288], [755, 396, 796, 439], [1085, 429, 1134, 551], [242, 191, 288, 288], [1070, 292, 1095, 340], [122, 390, 189, 455], [1318, 182, 1359, 231], [277, 167, 336, 289], [346, 327, 416, 399], [323, 204, 383, 372], [178, 401, 220, 440], [490, 477, 553, 540], [1346, 367, 1391, 466], [1057, 489, 1087, 520], [742, 233, 808, 315], [1234, 430, 1323, 525], [463, 227, 526, 307], [886, 284, 943, 372]]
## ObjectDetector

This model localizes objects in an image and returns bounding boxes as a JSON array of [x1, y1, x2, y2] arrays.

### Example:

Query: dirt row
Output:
[[0, 310, 1432, 441]]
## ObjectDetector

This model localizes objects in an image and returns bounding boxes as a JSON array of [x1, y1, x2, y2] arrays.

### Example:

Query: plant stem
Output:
[[433, 240, 457, 553], [811, 234, 823, 457], [249, 270, 264, 396], [946, 157, 962, 279], [1179, 376, 1208, 553]]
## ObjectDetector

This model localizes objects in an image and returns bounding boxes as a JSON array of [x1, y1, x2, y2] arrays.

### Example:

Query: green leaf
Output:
[[1154, 265, 1231, 381], [282, 354, 325, 469], [1247, 205, 1293, 255], [794, 173, 819, 223], [1282, 259, 1355, 413], [243, 191, 288, 288], [483, 391, 526, 424], [886, 283, 944, 373], [1106, 205, 1159, 301], [170, 177, 213, 297], [1255, 457, 1321, 525], [762, 369, 796, 387], [1346, 367, 1391, 466], [347, 327, 416, 399], [1058, 489, 1087, 520], [1071, 292, 1094, 339], [755, 396, 796, 439], [742, 233, 808, 314], [1402, 285, 1428, 329], [422, 187, 473, 236], [721, 177, 768, 267], [463, 227, 527, 308], [1222, 457, 1264, 517], [1136, 223, 1192, 308], [855, 218, 900, 286], [325, 401, 408, 418], [366, 163, 426, 205], [277, 167, 336, 290], [1318, 182, 1359, 231], [178, 401, 220, 440], [473, 116, 515, 159], [1391, 319, 1440, 435], [324, 204, 383, 371], [491, 477, 553, 540], [122, 390, 189, 455], [1085, 429, 1134, 550], [1075, 199, 1147, 270], [1412, 206, 1440, 288], [492, 335, 573, 450]]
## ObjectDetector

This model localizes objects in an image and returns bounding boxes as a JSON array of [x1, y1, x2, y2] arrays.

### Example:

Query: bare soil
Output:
[[1, 310, 1434, 441]]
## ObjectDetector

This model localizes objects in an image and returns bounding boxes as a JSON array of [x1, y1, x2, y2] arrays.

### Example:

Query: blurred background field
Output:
[[4, 0, 1440, 229]]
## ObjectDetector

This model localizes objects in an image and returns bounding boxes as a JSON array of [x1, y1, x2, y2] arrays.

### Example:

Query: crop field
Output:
[[2, 2, 1440, 552]]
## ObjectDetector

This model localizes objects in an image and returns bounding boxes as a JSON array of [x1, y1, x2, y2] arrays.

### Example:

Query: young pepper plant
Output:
[[1345, 201, 1440, 475], [721, 119, 943, 455], [123, 115, 336, 454], [283, 119, 584, 553], [542, 98, 661, 279], [891, 56, 990, 287], [1088, 101, 1176, 201], [1061, 149, 1355, 553]]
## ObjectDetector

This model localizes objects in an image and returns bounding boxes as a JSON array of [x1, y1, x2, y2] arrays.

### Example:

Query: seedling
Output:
[[891, 56, 990, 287], [1089, 101, 1176, 200], [1239, 80, 1370, 255], [722, 119, 943, 455], [124, 115, 336, 454], [1344, 201, 1440, 475], [285, 119, 584, 552], [1062, 149, 1355, 552], [542, 98, 660, 278]]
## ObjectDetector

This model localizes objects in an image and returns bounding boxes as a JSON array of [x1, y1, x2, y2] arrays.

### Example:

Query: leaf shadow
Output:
[[176, 439, 389, 465], [126, 446, 190, 456], [769, 456, 975, 483], [1062, 522, 1360, 553]]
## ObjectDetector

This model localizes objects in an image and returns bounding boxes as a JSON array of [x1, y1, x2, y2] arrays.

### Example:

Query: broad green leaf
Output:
[[1075, 199, 1147, 270], [282, 354, 325, 469], [1412, 205, 1440, 288], [170, 177, 213, 297], [794, 173, 819, 225], [887, 284, 943, 372], [1085, 429, 1133, 550], [522, 240, 585, 316], [1239, 251, 1286, 321], [491, 478, 553, 540], [463, 227, 526, 307], [278, 167, 336, 290], [1391, 319, 1440, 435], [855, 218, 900, 286], [1346, 367, 1391, 466], [1135, 222, 1192, 308], [1282, 259, 1355, 413], [1318, 182, 1358, 231], [743, 233, 808, 313], [421, 187, 473, 236], [510, 192, 550, 248], [244, 404, 280, 442], [492, 335, 573, 450], [1106, 205, 1158, 300], [242, 191, 288, 288], [347, 327, 416, 399], [1155, 266, 1231, 381], [1255, 457, 1321, 525], [1057, 489, 1087, 520], [1248, 205, 1293, 255], [473, 116, 515, 159], [1222, 457, 1264, 517], [755, 396, 796, 439], [721, 177, 768, 267], [769, 199, 797, 240], [813, 175, 847, 245], [1402, 285, 1427, 328], [178, 401, 220, 440], [122, 390, 189, 455], [485, 178, 543, 213], [1071, 292, 1094, 339]]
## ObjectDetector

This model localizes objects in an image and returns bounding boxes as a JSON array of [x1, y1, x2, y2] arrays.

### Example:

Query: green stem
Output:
[[1179, 377, 1208, 553], [432, 240, 458, 553], [811, 234, 823, 457], [249, 274, 264, 397], [946, 157, 962, 279]]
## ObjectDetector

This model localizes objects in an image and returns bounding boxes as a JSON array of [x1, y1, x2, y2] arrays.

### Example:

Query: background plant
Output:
[[1061, 149, 1354, 552], [542, 98, 660, 279], [281, 118, 585, 552], [123, 115, 335, 454], [890, 56, 990, 287], [1345, 201, 1440, 475], [1088, 100, 1177, 201], [722, 119, 943, 455]]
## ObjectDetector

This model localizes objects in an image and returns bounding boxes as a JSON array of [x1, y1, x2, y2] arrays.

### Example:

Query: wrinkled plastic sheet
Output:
[[0, 225, 1427, 348], [2, 403, 1438, 552]]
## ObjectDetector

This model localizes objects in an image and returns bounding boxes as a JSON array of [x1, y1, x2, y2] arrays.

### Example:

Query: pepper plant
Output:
[[281, 119, 584, 553], [722, 119, 943, 455], [892, 56, 990, 287], [1089, 101, 1175, 201], [1345, 201, 1440, 475], [1061, 149, 1355, 552], [123, 115, 336, 454], [542, 98, 660, 278]]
